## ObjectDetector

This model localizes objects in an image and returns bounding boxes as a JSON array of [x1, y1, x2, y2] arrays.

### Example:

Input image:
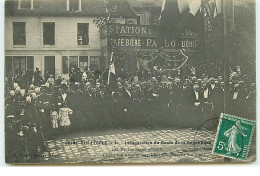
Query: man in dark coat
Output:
[[131, 84, 144, 126], [25, 69, 34, 87], [187, 84, 203, 128], [157, 81, 171, 126], [230, 83, 245, 116], [56, 76, 62, 86], [121, 85, 133, 129], [213, 81, 224, 118], [36, 86, 55, 137]]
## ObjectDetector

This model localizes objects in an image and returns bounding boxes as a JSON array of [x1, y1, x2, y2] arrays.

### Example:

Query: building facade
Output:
[[5, 0, 255, 80], [5, 0, 137, 79]]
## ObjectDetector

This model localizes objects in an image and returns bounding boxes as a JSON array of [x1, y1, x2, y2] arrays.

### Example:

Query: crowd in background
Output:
[[4, 64, 256, 162]]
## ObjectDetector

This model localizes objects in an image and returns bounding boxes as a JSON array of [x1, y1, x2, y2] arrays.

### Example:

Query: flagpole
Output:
[[159, 0, 166, 21], [221, 0, 235, 163], [107, 51, 114, 85], [222, 0, 232, 114], [223, 0, 228, 114]]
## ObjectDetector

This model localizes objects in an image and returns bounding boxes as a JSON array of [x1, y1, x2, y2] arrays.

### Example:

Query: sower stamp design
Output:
[[212, 114, 255, 161]]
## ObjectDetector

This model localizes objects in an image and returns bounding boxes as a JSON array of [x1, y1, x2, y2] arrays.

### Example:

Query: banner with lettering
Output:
[[105, 24, 199, 49]]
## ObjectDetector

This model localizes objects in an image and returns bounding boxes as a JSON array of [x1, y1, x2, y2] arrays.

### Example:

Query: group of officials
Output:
[[5, 65, 256, 162]]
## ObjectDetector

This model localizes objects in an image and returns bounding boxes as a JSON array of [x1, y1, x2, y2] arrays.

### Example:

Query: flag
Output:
[[107, 52, 116, 85], [189, 0, 201, 16], [211, 0, 223, 33], [160, 0, 190, 17], [207, 0, 216, 17], [159, 0, 189, 42], [183, 0, 204, 37], [109, 62, 115, 75], [177, 0, 190, 14], [204, 1, 214, 22], [214, 0, 222, 18], [159, 0, 205, 41], [204, 6, 213, 32]]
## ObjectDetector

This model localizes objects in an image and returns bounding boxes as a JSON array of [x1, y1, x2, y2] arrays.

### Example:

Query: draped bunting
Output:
[[114, 49, 190, 72]]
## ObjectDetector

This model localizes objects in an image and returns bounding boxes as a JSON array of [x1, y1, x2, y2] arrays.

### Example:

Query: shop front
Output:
[[100, 24, 200, 76]]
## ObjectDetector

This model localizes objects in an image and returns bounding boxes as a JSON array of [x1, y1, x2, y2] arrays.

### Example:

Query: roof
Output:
[[5, 0, 137, 18], [105, 0, 137, 18], [127, 0, 162, 15]]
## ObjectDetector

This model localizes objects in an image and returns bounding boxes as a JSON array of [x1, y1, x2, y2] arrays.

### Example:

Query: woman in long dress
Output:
[[224, 121, 247, 156]]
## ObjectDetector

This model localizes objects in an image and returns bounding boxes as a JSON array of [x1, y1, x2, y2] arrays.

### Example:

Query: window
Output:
[[126, 19, 134, 24], [5, 56, 34, 76], [62, 56, 89, 74], [79, 56, 88, 72], [43, 22, 55, 45], [13, 56, 26, 74], [77, 23, 89, 45], [5, 56, 13, 76], [18, 0, 33, 9], [71, 0, 81, 11], [89, 56, 99, 71], [69, 56, 78, 71], [13, 22, 26, 45], [67, 0, 81, 11]]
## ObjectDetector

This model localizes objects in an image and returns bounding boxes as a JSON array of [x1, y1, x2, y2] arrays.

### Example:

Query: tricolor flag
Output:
[[159, 0, 184, 40], [214, 0, 222, 18], [107, 52, 116, 85], [109, 62, 115, 75], [189, 0, 201, 16], [159, 0, 205, 41]]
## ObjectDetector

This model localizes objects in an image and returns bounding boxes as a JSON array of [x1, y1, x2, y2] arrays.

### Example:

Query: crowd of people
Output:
[[4, 64, 256, 162]]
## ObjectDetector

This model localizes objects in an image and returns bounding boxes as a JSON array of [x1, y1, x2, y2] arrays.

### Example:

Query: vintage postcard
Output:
[[4, 0, 256, 164]]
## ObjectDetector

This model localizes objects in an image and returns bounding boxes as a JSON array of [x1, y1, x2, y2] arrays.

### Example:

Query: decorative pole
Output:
[[222, 0, 233, 114]]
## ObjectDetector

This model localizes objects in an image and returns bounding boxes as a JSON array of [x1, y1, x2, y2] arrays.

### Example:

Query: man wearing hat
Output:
[[230, 83, 244, 116], [143, 79, 159, 129], [212, 81, 225, 117], [170, 77, 183, 108], [131, 84, 144, 126], [57, 85, 70, 109], [69, 68, 77, 83], [27, 122, 45, 161], [46, 74, 55, 86], [36, 84, 54, 137], [34, 68, 43, 86], [69, 82, 83, 129], [56, 76, 62, 86], [185, 84, 203, 128], [5, 99, 20, 163], [158, 81, 171, 123]]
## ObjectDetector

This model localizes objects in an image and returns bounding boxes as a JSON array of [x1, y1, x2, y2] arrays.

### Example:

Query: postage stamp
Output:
[[212, 114, 255, 161]]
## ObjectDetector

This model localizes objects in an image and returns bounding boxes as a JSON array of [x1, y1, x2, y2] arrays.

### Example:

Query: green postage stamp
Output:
[[212, 114, 255, 161]]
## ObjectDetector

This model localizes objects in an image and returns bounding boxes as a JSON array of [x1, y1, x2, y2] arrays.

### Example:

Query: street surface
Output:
[[41, 128, 224, 163]]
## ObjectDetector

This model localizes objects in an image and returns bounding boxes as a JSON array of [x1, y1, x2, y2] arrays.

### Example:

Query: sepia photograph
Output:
[[3, 0, 256, 164]]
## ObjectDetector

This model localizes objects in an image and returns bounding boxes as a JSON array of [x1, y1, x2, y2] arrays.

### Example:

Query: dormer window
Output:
[[18, 0, 33, 10], [66, 0, 81, 12]]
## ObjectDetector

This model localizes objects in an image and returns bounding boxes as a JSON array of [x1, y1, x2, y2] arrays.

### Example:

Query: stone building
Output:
[[4, 0, 137, 79], [4, 0, 255, 79]]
